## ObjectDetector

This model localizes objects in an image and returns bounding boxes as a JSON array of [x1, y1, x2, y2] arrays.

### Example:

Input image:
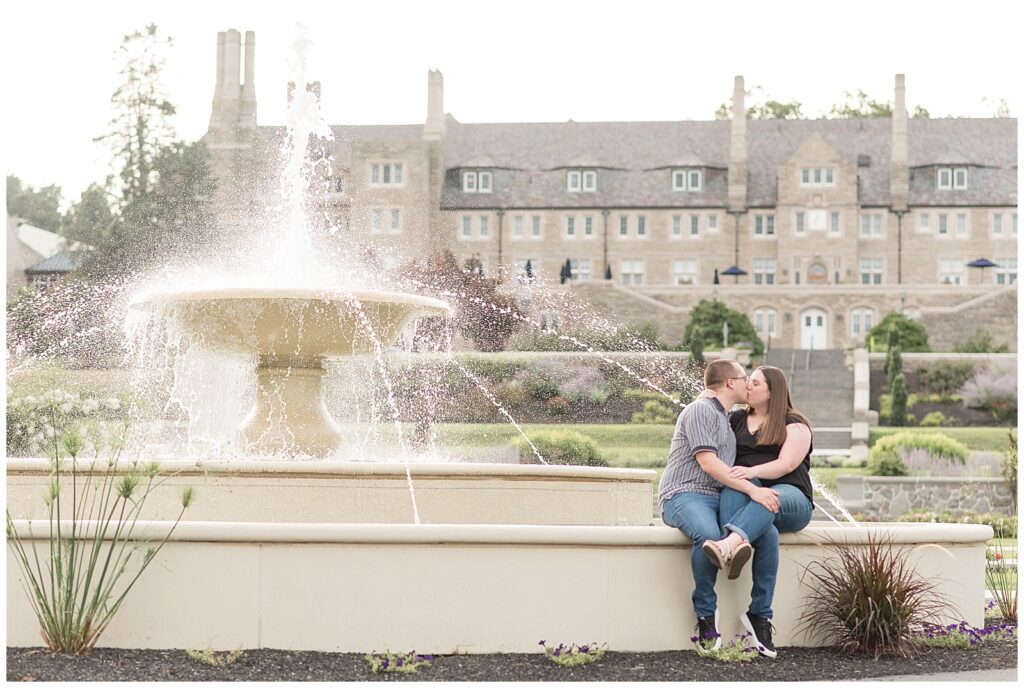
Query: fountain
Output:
[[6, 26, 993, 655]]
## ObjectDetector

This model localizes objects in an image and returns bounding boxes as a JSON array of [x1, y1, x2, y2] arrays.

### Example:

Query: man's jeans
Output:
[[720, 481, 813, 618], [661, 491, 723, 618]]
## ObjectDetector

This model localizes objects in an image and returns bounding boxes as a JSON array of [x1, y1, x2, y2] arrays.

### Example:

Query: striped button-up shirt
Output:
[[658, 396, 737, 507]]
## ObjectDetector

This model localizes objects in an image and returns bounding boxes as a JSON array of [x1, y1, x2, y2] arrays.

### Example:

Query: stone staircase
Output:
[[761, 349, 855, 451]]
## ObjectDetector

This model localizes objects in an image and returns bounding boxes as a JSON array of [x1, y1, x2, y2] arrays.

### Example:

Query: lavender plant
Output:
[[916, 619, 1016, 648], [538, 640, 607, 666], [961, 361, 1017, 423], [899, 448, 1002, 477]]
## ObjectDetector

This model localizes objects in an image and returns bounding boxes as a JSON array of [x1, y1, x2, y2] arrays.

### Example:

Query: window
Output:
[[460, 215, 472, 240], [859, 258, 883, 285], [566, 216, 576, 238], [996, 258, 1017, 285], [479, 215, 489, 238], [859, 213, 884, 238], [799, 167, 836, 187], [754, 214, 775, 236], [672, 168, 703, 191], [937, 166, 968, 190], [1014, 213, 1019, 237], [939, 258, 966, 285], [955, 212, 968, 237], [637, 215, 647, 238], [512, 215, 524, 239], [531, 215, 542, 239], [690, 215, 700, 236], [753, 308, 778, 340], [671, 215, 682, 238], [334, 177, 344, 193], [992, 213, 1004, 236], [371, 208, 402, 234], [584, 215, 594, 237], [706, 214, 718, 232], [917, 213, 930, 233], [620, 259, 644, 286], [370, 162, 403, 187], [390, 209, 402, 234], [753, 258, 776, 285], [619, 216, 628, 237], [567, 169, 597, 192], [938, 213, 948, 236], [673, 259, 697, 285], [539, 310, 560, 332], [372, 209, 384, 233], [830, 211, 841, 235], [462, 171, 477, 192], [571, 258, 592, 282], [850, 308, 874, 337], [795, 212, 805, 234], [479, 171, 492, 192]]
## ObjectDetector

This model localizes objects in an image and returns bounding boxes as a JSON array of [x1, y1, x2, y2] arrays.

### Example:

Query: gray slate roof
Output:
[[26, 250, 86, 274]]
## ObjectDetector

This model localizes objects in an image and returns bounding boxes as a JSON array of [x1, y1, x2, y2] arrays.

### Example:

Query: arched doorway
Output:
[[800, 307, 828, 349]]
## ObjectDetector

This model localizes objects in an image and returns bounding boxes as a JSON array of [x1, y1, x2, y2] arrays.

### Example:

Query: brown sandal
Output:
[[702, 540, 731, 570], [727, 541, 753, 580]]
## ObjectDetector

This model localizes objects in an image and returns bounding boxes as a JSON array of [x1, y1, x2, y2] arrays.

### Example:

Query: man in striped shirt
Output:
[[659, 359, 781, 654]]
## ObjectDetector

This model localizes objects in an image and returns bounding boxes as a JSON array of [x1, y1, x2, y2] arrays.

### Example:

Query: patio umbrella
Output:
[[967, 258, 997, 268], [721, 265, 747, 283]]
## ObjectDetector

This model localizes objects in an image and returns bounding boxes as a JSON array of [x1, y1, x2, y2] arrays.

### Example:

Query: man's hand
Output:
[[749, 486, 780, 512], [696, 389, 716, 400]]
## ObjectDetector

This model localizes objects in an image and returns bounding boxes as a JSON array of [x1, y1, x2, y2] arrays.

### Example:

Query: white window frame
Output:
[[479, 215, 490, 238], [390, 208, 402, 234], [516, 258, 539, 279], [953, 167, 968, 190], [672, 259, 698, 285], [794, 211, 805, 235], [954, 212, 969, 238], [565, 215, 577, 239], [939, 258, 966, 285], [620, 259, 645, 286], [752, 258, 776, 285], [571, 258, 592, 282], [512, 215, 525, 239], [830, 211, 841, 236], [583, 215, 594, 238], [689, 215, 700, 237], [369, 162, 404, 187], [799, 167, 836, 187], [567, 170, 581, 192], [706, 214, 718, 232], [996, 258, 1017, 285], [850, 307, 875, 337], [753, 307, 778, 339], [539, 310, 560, 332], [859, 258, 884, 285], [859, 213, 885, 239], [991, 212, 1004, 237], [937, 213, 949, 236], [460, 215, 472, 240], [618, 215, 629, 238], [636, 215, 648, 238], [672, 168, 703, 192], [531, 215, 543, 240], [582, 170, 597, 192], [753, 214, 775, 237], [937, 167, 953, 190], [462, 171, 477, 192], [478, 170, 493, 193], [917, 212, 931, 233], [671, 215, 682, 238]]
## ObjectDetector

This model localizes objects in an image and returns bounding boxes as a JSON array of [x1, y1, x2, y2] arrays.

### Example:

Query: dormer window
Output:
[[799, 167, 835, 187], [370, 162, 403, 187], [462, 170, 493, 193], [937, 167, 968, 190], [567, 169, 597, 192], [672, 168, 703, 192]]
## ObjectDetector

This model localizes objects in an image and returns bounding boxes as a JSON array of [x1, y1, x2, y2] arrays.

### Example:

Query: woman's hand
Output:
[[749, 486, 780, 513], [728, 465, 757, 480]]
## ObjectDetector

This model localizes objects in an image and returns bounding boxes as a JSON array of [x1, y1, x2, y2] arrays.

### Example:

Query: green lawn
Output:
[[869, 427, 1013, 452], [809, 466, 869, 494]]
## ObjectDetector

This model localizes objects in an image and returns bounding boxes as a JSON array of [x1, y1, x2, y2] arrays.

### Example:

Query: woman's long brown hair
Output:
[[749, 365, 812, 446]]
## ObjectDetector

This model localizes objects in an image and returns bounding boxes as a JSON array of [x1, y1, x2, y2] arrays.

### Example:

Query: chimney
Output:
[[239, 31, 257, 128], [423, 69, 445, 140], [890, 73, 909, 212], [208, 32, 226, 129], [222, 29, 242, 103], [727, 75, 748, 212], [208, 29, 243, 132]]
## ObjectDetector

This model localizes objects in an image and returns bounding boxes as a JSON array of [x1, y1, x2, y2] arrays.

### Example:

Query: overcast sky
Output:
[[3, 0, 1020, 205]]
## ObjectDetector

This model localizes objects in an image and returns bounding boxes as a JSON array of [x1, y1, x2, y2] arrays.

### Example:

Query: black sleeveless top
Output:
[[729, 410, 814, 503]]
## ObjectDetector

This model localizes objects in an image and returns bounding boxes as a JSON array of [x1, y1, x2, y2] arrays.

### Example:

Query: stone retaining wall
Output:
[[836, 475, 1014, 520]]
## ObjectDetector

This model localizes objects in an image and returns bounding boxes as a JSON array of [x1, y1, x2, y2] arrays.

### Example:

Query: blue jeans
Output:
[[661, 491, 723, 618], [719, 481, 813, 618]]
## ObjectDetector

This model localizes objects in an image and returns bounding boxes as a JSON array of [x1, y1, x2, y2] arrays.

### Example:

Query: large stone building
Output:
[[205, 29, 1018, 351]]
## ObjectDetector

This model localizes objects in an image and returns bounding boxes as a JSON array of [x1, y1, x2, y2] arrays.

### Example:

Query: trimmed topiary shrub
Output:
[[631, 400, 677, 424], [917, 411, 951, 427], [867, 431, 970, 476], [511, 429, 608, 466]]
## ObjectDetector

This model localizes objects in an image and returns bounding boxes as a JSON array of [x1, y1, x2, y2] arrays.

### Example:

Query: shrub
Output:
[[961, 361, 1017, 423], [365, 650, 434, 674], [916, 361, 976, 397], [186, 645, 245, 666], [516, 359, 611, 404], [493, 380, 530, 407], [538, 641, 607, 666], [953, 329, 1010, 353], [797, 534, 950, 658], [867, 431, 970, 476], [1003, 429, 1017, 508], [545, 395, 571, 416], [631, 400, 677, 424], [899, 448, 1001, 477], [896, 510, 1017, 537], [512, 429, 608, 467], [918, 411, 952, 427], [866, 312, 930, 352]]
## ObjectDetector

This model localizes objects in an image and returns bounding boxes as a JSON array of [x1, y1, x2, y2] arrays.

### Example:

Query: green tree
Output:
[[866, 312, 929, 353], [953, 329, 1010, 353], [61, 183, 116, 247], [890, 372, 908, 427], [827, 90, 930, 119], [6, 175, 64, 232], [688, 327, 706, 364], [715, 86, 805, 120], [682, 299, 763, 356], [883, 330, 902, 384]]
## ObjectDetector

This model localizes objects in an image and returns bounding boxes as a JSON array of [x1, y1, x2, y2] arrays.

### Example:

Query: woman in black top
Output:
[[699, 365, 814, 658]]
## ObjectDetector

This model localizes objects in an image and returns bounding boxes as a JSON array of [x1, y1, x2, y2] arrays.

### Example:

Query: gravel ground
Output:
[[7, 640, 1017, 682]]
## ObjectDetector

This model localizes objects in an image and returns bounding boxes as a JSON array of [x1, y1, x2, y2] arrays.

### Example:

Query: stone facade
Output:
[[837, 475, 1014, 520], [204, 30, 1018, 351]]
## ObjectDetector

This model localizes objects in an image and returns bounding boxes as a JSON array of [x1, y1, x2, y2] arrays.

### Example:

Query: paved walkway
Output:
[[857, 667, 1016, 682]]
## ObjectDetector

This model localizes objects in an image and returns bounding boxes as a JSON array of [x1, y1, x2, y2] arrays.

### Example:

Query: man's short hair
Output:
[[705, 359, 742, 389]]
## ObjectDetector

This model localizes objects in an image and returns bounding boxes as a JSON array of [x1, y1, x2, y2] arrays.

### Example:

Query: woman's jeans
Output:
[[719, 481, 813, 618], [662, 490, 790, 620]]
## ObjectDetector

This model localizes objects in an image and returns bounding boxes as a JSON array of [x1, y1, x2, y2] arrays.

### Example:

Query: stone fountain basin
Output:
[[131, 287, 450, 361]]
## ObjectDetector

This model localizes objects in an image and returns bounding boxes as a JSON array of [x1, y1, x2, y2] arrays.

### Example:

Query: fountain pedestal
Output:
[[242, 362, 341, 455]]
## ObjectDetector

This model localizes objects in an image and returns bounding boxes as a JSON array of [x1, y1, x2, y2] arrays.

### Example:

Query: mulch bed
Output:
[[7, 640, 1017, 682]]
